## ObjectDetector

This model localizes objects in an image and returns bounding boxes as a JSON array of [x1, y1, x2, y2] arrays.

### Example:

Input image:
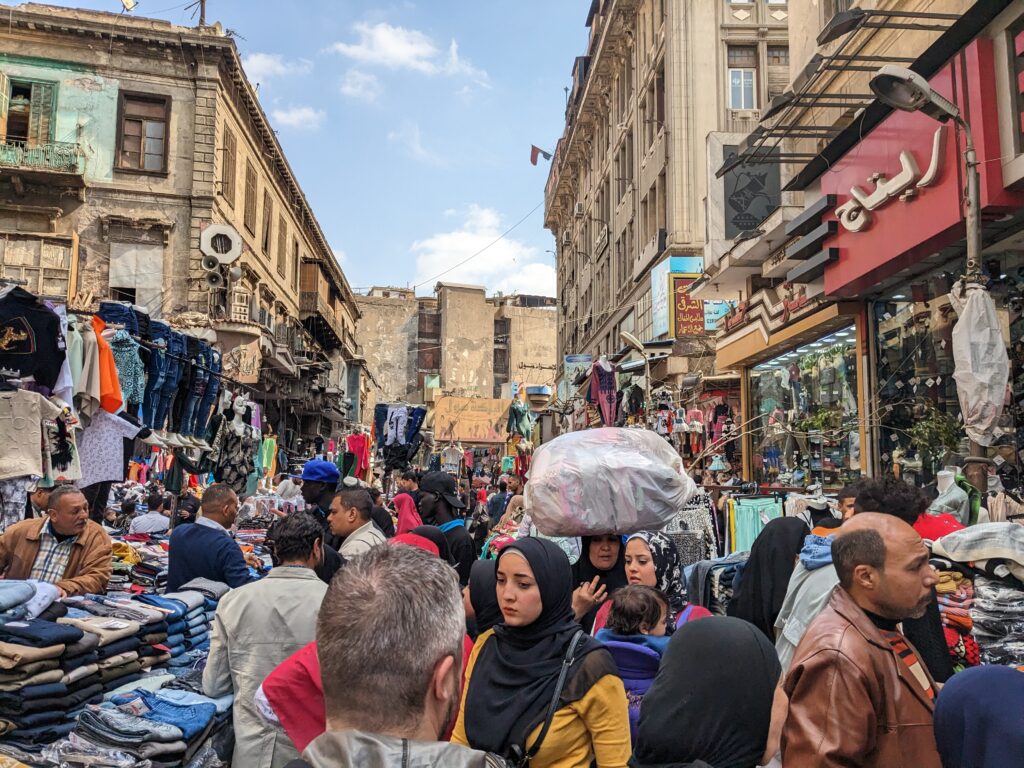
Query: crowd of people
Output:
[[0, 460, 1022, 768]]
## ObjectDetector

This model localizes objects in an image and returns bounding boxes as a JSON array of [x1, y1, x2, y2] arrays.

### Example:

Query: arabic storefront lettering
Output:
[[670, 276, 705, 337], [222, 340, 261, 384], [834, 125, 946, 233]]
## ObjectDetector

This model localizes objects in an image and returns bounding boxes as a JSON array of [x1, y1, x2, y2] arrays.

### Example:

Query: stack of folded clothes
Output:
[[934, 570, 981, 671], [56, 614, 143, 694], [134, 593, 190, 660], [0, 616, 87, 755], [75, 687, 219, 764], [971, 575, 1024, 666], [180, 578, 230, 629], [161, 590, 211, 653]]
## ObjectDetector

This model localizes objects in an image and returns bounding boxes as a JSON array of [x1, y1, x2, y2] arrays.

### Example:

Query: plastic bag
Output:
[[525, 428, 697, 536], [950, 281, 1009, 446]]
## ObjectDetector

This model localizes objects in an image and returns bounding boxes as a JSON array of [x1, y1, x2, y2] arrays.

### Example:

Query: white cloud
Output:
[[387, 123, 445, 166], [270, 105, 325, 130], [340, 69, 382, 102], [411, 205, 555, 297], [329, 22, 489, 86], [241, 52, 312, 84]]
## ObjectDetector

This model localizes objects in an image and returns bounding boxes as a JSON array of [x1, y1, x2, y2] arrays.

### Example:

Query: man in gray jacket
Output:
[[286, 545, 504, 767], [204, 511, 329, 768]]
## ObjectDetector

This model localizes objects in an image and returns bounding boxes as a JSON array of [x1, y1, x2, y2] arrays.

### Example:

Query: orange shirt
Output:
[[92, 315, 123, 414]]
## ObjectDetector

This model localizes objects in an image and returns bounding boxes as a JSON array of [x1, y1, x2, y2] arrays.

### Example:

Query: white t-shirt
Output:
[[129, 512, 170, 534], [0, 390, 62, 481], [77, 410, 141, 487], [276, 479, 302, 500]]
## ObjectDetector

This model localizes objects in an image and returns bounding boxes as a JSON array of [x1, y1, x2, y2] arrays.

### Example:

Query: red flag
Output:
[[530, 145, 553, 166]]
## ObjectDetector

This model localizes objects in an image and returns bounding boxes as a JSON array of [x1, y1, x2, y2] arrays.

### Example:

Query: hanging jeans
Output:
[[97, 302, 138, 336], [193, 349, 221, 441], [155, 332, 186, 432], [373, 403, 389, 447], [180, 342, 210, 437], [168, 336, 200, 434], [141, 321, 170, 428]]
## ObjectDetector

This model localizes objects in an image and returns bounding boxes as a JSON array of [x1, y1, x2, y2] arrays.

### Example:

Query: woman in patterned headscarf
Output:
[[591, 531, 711, 635]]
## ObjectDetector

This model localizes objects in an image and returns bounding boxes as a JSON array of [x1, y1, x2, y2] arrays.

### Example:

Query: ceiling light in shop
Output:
[[892, 294, 907, 299]]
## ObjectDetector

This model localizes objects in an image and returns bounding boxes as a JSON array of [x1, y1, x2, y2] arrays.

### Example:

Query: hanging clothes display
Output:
[[386, 405, 409, 446], [260, 432, 278, 479], [347, 432, 370, 476], [211, 418, 258, 494], [506, 398, 533, 439], [589, 359, 618, 426], [108, 329, 145, 410], [441, 444, 463, 474], [0, 287, 66, 390], [0, 389, 64, 480], [77, 410, 143, 489]]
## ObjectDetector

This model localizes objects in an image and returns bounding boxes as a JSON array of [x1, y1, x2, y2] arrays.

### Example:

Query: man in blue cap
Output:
[[297, 459, 342, 551]]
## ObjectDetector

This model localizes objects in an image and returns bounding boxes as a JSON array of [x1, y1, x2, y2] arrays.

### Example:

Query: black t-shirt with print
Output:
[[0, 288, 64, 389]]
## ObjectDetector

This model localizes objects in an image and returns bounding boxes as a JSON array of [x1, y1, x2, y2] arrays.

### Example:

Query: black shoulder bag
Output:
[[507, 629, 587, 768]]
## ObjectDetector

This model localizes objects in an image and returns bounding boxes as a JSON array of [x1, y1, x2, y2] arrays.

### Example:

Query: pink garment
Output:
[[347, 433, 371, 475], [393, 492, 422, 535]]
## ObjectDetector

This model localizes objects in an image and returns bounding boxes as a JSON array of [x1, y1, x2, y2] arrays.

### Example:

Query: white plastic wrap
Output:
[[525, 427, 697, 536], [950, 281, 1009, 446]]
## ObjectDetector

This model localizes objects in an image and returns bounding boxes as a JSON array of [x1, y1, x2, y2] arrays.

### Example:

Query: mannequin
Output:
[[936, 469, 954, 494], [929, 469, 970, 525], [213, 394, 258, 494]]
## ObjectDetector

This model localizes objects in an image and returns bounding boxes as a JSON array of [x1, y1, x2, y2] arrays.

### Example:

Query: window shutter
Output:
[[27, 82, 54, 147], [767, 64, 789, 99], [0, 73, 9, 142]]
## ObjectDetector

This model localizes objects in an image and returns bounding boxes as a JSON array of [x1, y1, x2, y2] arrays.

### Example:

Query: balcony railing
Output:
[[300, 291, 344, 347], [0, 140, 84, 174]]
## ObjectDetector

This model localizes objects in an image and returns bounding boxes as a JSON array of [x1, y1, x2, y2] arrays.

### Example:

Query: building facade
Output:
[[695, 0, 1024, 490], [355, 285, 557, 414], [544, 0, 789, 389], [0, 3, 364, 448]]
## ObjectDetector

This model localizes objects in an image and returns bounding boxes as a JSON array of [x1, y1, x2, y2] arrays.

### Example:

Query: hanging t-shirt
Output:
[[43, 412, 82, 483], [77, 409, 142, 487], [0, 389, 62, 481], [441, 446, 462, 474], [0, 288, 65, 390]]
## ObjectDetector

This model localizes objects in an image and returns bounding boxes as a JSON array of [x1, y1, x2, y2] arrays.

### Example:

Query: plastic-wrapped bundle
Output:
[[525, 428, 697, 536]]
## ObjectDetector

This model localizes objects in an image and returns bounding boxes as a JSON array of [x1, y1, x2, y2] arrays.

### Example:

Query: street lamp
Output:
[[869, 64, 988, 492], [620, 330, 651, 427], [869, 65, 981, 281]]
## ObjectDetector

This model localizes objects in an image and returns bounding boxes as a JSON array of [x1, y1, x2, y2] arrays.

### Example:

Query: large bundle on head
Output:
[[525, 427, 696, 536]]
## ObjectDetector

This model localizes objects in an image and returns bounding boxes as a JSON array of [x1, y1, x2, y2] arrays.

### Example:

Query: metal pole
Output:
[[958, 116, 988, 495]]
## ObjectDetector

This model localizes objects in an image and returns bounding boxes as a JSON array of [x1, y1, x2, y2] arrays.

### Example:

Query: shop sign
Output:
[[560, 353, 593, 399], [434, 396, 510, 444], [670, 275, 706, 337], [821, 39, 1024, 296], [651, 256, 703, 337], [222, 339, 261, 384], [704, 300, 734, 332]]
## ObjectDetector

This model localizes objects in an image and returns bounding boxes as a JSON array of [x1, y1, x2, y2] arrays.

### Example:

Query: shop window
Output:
[[243, 160, 257, 234], [872, 257, 1024, 487], [748, 326, 860, 486], [117, 93, 169, 173], [221, 128, 236, 207], [728, 46, 757, 110]]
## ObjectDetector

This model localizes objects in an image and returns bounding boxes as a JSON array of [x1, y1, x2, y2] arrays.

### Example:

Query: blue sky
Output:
[[70, 0, 588, 296]]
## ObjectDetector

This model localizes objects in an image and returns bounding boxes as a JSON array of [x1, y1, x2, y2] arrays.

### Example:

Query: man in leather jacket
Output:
[[781, 514, 942, 768], [284, 545, 505, 768]]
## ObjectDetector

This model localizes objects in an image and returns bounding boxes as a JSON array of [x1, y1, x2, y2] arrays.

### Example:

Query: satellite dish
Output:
[[200, 224, 242, 265], [121, 0, 137, 10]]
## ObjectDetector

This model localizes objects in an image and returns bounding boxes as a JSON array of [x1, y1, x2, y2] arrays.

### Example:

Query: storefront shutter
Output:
[[27, 82, 53, 147]]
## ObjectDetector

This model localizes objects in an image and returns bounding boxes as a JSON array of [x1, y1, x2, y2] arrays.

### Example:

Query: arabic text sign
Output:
[[822, 40, 1024, 296], [670, 276, 705, 337], [434, 396, 510, 444], [651, 256, 703, 337], [222, 339, 261, 384]]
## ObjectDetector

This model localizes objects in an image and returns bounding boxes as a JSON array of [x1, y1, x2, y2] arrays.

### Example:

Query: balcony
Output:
[[300, 291, 343, 350], [0, 140, 85, 189]]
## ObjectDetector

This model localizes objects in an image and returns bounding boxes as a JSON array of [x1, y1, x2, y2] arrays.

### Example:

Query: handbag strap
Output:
[[522, 629, 586, 763]]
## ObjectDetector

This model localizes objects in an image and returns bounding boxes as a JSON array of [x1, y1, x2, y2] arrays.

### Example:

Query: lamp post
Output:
[[620, 330, 651, 427], [869, 65, 987, 492]]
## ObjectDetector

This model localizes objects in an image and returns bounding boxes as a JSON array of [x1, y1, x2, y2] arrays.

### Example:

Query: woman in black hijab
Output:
[[452, 537, 631, 767], [727, 516, 809, 640], [571, 534, 628, 632], [465, 560, 503, 639], [408, 525, 454, 565], [632, 616, 781, 768]]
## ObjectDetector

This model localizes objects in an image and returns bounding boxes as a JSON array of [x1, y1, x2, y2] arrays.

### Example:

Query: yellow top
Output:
[[451, 630, 631, 768]]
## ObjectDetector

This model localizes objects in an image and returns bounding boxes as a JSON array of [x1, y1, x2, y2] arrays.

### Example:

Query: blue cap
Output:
[[295, 459, 340, 485]]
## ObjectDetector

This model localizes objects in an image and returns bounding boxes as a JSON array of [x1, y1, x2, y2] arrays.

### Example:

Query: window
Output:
[[493, 347, 509, 376], [117, 93, 169, 173], [243, 160, 257, 234], [261, 191, 273, 254], [277, 215, 287, 277], [292, 237, 300, 291], [727, 46, 758, 110], [767, 46, 790, 99], [0, 76, 55, 147], [0, 236, 71, 299], [768, 46, 789, 66], [221, 128, 236, 207], [108, 242, 164, 317]]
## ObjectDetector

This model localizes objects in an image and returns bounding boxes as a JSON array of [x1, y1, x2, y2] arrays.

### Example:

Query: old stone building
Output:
[[355, 285, 557, 413], [544, 0, 789, 386], [0, 3, 364, 446]]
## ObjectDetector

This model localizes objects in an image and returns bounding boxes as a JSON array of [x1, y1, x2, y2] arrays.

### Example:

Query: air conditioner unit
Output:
[[574, 202, 585, 218], [561, 231, 573, 246]]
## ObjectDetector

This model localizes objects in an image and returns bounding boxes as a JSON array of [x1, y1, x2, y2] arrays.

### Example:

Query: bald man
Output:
[[781, 514, 941, 768]]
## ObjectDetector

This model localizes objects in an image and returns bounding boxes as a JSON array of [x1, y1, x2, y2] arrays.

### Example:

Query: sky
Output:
[[67, 0, 589, 297]]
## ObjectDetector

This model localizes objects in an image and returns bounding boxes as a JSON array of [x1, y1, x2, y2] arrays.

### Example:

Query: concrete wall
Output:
[[503, 306, 558, 389], [354, 294, 419, 402], [439, 284, 494, 398]]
